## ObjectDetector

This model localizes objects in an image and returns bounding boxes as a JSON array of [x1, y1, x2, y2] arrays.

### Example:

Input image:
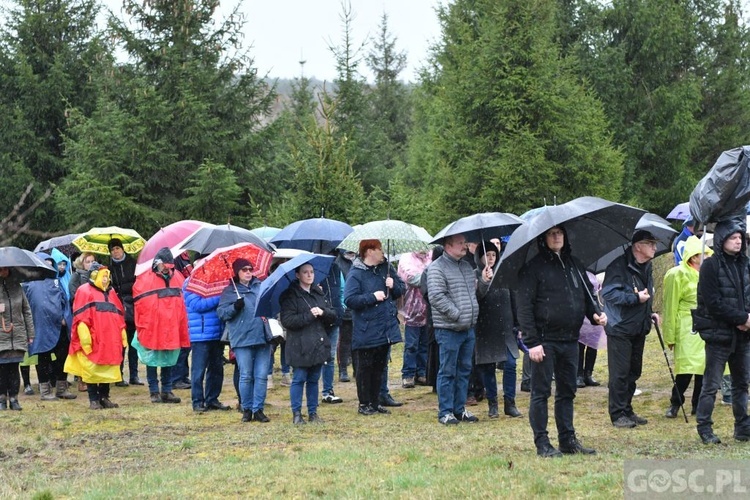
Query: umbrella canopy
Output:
[[270, 217, 354, 254], [186, 242, 274, 298], [177, 224, 274, 255], [250, 226, 282, 241], [33, 233, 81, 256], [497, 197, 648, 288], [72, 226, 146, 256], [666, 202, 690, 221], [135, 220, 212, 275], [588, 213, 678, 273], [338, 219, 430, 255], [254, 253, 335, 318], [431, 212, 524, 245], [0, 247, 57, 281]]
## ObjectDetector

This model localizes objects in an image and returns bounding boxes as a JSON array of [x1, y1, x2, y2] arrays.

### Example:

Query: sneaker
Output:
[[628, 413, 648, 425], [373, 404, 391, 414], [150, 392, 162, 403], [173, 381, 191, 390], [559, 437, 596, 455], [700, 432, 721, 444], [722, 396, 732, 405], [358, 405, 376, 416], [241, 409, 253, 422], [415, 376, 428, 386], [438, 413, 460, 425], [114, 380, 129, 387], [193, 405, 208, 413], [23, 384, 34, 396], [537, 443, 563, 458], [454, 409, 479, 423], [612, 416, 636, 429], [266, 375, 274, 389], [402, 377, 415, 389], [160, 392, 181, 404], [339, 371, 351, 383], [252, 409, 270, 423], [322, 392, 343, 404], [280, 373, 292, 387]]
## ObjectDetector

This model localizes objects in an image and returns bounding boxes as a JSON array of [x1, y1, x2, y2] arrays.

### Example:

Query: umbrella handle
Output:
[[1, 317, 13, 333], [231, 278, 241, 299]]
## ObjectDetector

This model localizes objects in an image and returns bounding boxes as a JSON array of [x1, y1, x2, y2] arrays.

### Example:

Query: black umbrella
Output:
[[177, 224, 274, 255], [33, 233, 81, 256], [0, 247, 57, 281], [588, 213, 678, 273], [431, 212, 524, 245], [497, 197, 648, 289]]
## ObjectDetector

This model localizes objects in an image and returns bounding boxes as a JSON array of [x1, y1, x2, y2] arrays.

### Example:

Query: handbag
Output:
[[262, 317, 285, 345]]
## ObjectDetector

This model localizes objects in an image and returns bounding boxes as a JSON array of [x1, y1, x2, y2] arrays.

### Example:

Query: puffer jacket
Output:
[[217, 278, 268, 348], [0, 273, 35, 355], [426, 252, 482, 331], [280, 283, 335, 367], [517, 227, 597, 348], [602, 247, 654, 338], [693, 217, 750, 345], [183, 282, 222, 343], [343, 258, 404, 350]]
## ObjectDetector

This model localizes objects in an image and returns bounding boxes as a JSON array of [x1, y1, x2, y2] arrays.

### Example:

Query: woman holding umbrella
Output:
[[343, 239, 405, 416], [280, 263, 336, 424], [0, 267, 35, 410]]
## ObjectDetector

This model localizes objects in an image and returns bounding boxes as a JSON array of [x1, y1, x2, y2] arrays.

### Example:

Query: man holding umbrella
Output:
[[601, 230, 660, 429], [517, 225, 606, 457]]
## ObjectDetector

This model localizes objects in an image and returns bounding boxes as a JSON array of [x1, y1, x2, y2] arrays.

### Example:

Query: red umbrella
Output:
[[135, 220, 212, 275], [185, 242, 273, 298]]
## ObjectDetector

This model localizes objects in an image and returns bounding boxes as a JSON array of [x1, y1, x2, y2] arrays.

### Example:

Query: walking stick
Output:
[[652, 317, 689, 423]]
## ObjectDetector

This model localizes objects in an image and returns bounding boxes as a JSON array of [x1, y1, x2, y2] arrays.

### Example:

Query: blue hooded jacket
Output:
[[217, 278, 267, 348], [50, 248, 72, 304], [183, 278, 222, 343], [23, 252, 72, 354]]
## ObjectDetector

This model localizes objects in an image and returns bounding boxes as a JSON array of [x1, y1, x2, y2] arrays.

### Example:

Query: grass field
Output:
[[1, 320, 747, 500]]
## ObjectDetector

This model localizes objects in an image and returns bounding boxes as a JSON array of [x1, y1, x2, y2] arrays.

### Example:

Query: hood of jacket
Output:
[[681, 235, 713, 267], [474, 240, 500, 269], [713, 216, 747, 257], [536, 224, 572, 261]]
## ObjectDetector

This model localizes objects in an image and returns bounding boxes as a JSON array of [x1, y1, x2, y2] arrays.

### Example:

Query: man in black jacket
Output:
[[517, 225, 606, 457], [108, 238, 142, 386], [693, 217, 750, 444], [602, 230, 659, 429]]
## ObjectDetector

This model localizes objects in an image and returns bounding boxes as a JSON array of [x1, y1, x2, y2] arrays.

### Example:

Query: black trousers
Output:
[[338, 320, 353, 371], [353, 344, 389, 407], [578, 343, 597, 374], [120, 320, 138, 379], [0, 362, 21, 397], [37, 324, 70, 384], [607, 334, 646, 421], [87, 383, 111, 402], [671, 373, 703, 409]]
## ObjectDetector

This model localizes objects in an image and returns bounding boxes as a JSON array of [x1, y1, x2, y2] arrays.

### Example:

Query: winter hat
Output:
[[232, 258, 253, 277], [358, 239, 382, 257], [631, 230, 658, 244], [474, 241, 500, 268], [108, 238, 124, 252]]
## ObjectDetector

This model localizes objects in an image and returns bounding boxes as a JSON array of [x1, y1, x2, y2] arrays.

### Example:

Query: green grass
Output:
[[1, 333, 746, 499]]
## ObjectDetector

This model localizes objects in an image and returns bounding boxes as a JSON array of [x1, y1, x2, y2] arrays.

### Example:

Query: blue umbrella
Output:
[[666, 202, 690, 221], [250, 226, 282, 241], [271, 218, 353, 254], [254, 254, 335, 318]]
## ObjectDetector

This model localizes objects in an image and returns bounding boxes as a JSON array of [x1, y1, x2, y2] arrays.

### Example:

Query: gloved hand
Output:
[[234, 298, 245, 311]]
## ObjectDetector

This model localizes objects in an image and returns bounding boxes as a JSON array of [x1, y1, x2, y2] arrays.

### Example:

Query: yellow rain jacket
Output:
[[662, 236, 712, 375]]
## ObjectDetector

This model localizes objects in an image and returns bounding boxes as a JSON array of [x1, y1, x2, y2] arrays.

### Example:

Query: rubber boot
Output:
[[488, 398, 499, 419], [56, 380, 77, 399], [504, 397, 522, 418], [39, 382, 58, 401]]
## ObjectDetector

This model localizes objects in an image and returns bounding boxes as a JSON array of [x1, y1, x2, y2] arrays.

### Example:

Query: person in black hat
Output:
[[602, 229, 660, 429]]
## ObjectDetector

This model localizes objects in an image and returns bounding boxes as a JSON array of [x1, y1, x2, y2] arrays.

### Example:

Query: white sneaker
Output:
[[267, 374, 274, 389], [322, 392, 343, 404], [439, 413, 459, 425], [633, 388, 642, 396]]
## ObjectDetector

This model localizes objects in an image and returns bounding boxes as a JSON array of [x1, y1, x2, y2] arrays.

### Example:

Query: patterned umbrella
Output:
[[185, 242, 273, 298], [338, 220, 430, 255], [72, 226, 146, 256]]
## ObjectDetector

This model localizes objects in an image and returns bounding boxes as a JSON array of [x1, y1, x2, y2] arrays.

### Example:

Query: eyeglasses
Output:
[[240, 266, 253, 272], [637, 241, 658, 248]]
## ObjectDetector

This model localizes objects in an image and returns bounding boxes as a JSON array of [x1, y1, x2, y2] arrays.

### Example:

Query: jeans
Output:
[[529, 340, 578, 448], [322, 326, 339, 395], [268, 343, 290, 376], [234, 344, 271, 412], [190, 340, 224, 408], [290, 364, 323, 414], [402, 325, 429, 378], [607, 334, 646, 421], [503, 346, 517, 399], [147, 365, 173, 394], [476, 363, 498, 401], [435, 328, 475, 418], [171, 347, 191, 384], [353, 344, 389, 407], [696, 338, 750, 435]]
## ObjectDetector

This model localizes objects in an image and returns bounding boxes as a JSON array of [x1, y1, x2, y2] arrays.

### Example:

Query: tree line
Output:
[[1, 0, 749, 248]]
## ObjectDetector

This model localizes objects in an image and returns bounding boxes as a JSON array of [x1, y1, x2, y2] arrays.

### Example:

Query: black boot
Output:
[[487, 398, 499, 419], [504, 397, 522, 418], [584, 370, 600, 387], [576, 374, 586, 388]]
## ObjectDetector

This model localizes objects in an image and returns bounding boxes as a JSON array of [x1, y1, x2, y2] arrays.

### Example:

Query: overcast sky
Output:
[[102, 0, 444, 82]]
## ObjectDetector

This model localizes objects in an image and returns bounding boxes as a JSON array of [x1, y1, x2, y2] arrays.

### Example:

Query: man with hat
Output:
[[108, 237, 142, 386], [602, 229, 661, 428]]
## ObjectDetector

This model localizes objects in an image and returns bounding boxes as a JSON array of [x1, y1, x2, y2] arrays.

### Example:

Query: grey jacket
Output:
[[426, 252, 483, 331]]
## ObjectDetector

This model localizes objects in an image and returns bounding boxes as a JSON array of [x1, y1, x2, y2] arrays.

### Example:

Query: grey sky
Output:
[[102, 0, 443, 82]]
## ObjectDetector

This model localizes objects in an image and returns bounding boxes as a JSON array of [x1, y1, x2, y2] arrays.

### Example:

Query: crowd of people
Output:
[[0, 217, 749, 457]]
